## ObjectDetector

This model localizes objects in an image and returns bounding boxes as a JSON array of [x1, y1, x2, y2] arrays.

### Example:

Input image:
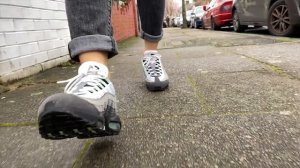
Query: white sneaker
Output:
[[142, 51, 169, 91], [38, 61, 121, 140]]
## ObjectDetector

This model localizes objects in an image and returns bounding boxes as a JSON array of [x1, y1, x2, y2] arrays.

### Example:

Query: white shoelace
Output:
[[57, 73, 108, 96], [143, 54, 163, 77]]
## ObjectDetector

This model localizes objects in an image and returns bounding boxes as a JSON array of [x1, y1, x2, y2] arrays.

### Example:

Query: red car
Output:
[[202, 0, 233, 30]]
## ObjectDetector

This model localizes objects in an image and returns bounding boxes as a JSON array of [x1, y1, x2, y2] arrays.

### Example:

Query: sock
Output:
[[78, 61, 109, 78], [144, 50, 158, 55]]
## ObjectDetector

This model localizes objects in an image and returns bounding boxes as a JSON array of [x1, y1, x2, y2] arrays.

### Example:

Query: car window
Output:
[[207, 0, 213, 9], [196, 7, 203, 14], [208, 0, 217, 9], [186, 10, 192, 16]]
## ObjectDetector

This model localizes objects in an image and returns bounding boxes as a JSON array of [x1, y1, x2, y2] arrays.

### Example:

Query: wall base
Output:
[[0, 55, 70, 84]]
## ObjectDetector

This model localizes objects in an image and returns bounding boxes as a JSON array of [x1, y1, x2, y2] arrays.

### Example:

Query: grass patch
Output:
[[186, 75, 213, 115], [245, 55, 296, 79], [58, 60, 77, 67], [118, 37, 140, 49], [71, 139, 94, 168], [0, 122, 37, 127], [274, 37, 294, 43]]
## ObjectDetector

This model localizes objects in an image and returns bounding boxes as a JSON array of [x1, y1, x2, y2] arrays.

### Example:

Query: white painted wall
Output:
[[0, 0, 70, 82]]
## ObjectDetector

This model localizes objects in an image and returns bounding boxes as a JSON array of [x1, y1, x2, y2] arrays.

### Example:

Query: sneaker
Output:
[[142, 51, 169, 91], [38, 61, 121, 140]]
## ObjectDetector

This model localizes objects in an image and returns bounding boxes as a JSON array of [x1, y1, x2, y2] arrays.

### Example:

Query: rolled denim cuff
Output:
[[140, 30, 163, 42], [68, 35, 118, 61]]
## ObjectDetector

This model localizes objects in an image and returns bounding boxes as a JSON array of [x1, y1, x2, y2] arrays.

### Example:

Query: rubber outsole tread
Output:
[[146, 84, 169, 92], [39, 112, 120, 140]]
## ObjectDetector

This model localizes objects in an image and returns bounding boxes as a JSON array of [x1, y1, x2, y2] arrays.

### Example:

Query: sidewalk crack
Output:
[[233, 52, 300, 81], [71, 139, 95, 168], [186, 74, 213, 115], [123, 111, 278, 120]]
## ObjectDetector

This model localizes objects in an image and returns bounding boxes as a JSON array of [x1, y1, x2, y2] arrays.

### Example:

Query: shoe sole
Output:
[[38, 93, 121, 140], [146, 79, 169, 91]]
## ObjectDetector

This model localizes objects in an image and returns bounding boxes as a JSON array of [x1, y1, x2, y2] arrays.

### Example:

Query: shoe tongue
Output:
[[144, 50, 160, 60], [149, 57, 159, 64], [145, 54, 160, 64], [78, 61, 109, 78]]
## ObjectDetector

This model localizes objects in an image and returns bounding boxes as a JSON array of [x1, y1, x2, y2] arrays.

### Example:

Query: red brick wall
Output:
[[112, 1, 138, 41]]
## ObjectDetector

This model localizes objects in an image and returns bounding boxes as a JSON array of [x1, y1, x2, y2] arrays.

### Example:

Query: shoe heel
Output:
[[104, 101, 122, 134], [108, 121, 121, 132], [106, 115, 121, 135]]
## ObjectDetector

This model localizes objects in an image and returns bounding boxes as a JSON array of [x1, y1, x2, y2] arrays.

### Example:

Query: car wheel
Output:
[[233, 10, 246, 32], [268, 0, 295, 36], [211, 18, 220, 30]]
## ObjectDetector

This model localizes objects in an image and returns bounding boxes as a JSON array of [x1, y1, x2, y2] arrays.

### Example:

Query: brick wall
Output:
[[112, 0, 138, 41], [0, 0, 138, 83]]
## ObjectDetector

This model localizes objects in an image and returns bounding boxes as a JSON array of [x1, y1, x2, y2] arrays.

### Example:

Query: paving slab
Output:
[[0, 66, 78, 123], [0, 84, 62, 123], [108, 46, 273, 119], [109, 45, 265, 78], [19, 65, 79, 83], [231, 42, 300, 78], [159, 29, 296, 50], [191, 71, 300, 114], [159, 46, 264, 75], [109, 54, 202, 119], [78, 113, 300, 168], [0, 126, 85, 168], [0, 85, 9, 94]]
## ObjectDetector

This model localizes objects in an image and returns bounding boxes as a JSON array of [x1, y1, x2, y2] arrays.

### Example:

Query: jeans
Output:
[[65, 0, 165, 61]]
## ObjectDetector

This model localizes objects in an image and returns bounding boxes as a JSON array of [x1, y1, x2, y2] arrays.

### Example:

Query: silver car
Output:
[[232, 0, 300, 36]]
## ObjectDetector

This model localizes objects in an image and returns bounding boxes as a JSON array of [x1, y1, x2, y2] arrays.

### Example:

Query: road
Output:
[[1, 28, 300, 168]]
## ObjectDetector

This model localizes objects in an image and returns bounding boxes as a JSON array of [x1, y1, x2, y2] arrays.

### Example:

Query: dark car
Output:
[[232, 0, 300, 36], [163, 21, 167, 28], [202, 0, 233, 30]]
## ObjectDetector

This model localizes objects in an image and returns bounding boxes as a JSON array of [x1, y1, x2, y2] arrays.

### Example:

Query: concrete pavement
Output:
[[1, 28, 300, 168]]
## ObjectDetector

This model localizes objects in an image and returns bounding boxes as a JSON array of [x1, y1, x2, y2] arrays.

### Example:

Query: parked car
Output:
[[179, 14, 183, 26], [186, 10, 193, 27], [170, 17, 176, 27], [180, 10, 193, 27], [202, 0, 233, 30], [174, 17, 181, 27], [163, 20, 168, 28], [190, 6, 205, 28], [232, 0, 300, 36]]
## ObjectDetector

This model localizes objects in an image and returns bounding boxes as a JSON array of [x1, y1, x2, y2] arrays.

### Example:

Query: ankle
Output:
[[144, 40, 159, 51], [79, 51, 108, 66]]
